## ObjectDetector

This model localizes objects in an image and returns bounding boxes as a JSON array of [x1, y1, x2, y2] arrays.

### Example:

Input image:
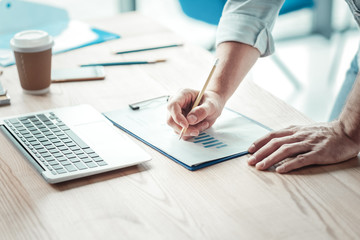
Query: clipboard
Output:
[[103, 96, 271, 171]]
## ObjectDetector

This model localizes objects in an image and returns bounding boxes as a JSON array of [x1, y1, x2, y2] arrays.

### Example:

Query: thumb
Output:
[[187, 104, 211, 125]]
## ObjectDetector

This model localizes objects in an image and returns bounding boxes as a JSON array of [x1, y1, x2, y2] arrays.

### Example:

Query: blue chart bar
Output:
[[193, 133, 208, 139], [193, 133, 228, 149], [216, 144, 228, 149], [193, 137, 214, 143]]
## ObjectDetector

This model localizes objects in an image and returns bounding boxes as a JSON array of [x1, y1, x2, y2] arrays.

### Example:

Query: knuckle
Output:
[[206, 100, 216, 111], [296, 155, 307, 165], [182, 88, 195, 97], [302, 141, 313, 150], [200, 121, 210, 131], [166, 116, 173, 126], [285, 125, 298, 134], [167, 114, 183, 128], [268, 138, 280, 147], [279, 144, 291, 154], [290, 134, 301, 142], [180, 88, 190, 94], [207, 120, 215, 128], [187, 126, 199, 136], [166, 102, 174, 111], [174, 114, 183, 123], [268, 131, 277, 139], [196, 108, 207, 118]]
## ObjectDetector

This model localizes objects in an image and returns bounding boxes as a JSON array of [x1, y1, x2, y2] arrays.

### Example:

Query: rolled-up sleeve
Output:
[[216, 0, 284, 57]]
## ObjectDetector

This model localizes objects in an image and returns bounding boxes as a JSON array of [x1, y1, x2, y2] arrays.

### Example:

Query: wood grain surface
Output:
[[0, 13, 359, 240]]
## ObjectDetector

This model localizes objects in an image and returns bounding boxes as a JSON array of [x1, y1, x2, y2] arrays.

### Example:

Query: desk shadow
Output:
[[281, 156, 360, 176], [51, 163, 150, 191]]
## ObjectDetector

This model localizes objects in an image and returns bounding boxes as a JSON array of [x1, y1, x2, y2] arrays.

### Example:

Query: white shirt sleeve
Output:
[[216, 0, 285, 57]]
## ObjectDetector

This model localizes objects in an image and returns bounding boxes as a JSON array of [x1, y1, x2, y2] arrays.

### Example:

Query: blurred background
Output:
[[9, 0, 360, 122]]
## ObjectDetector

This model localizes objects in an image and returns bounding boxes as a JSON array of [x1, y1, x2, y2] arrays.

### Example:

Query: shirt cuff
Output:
[[216, 13, 275, 57]]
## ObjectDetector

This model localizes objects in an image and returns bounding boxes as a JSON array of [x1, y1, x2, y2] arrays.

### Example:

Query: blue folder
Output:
[[0, 0, 120, 67]]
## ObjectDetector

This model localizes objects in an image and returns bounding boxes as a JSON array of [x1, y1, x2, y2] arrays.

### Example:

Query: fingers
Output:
[[176, 121, 210, 139], [247, 127, 314, 173], [186, 106, 209, 125], [275, 153, 317, 173], [247, 122, 360, 174], [252, 142, 311, 170], [167, 102, 211, 139], [167, 89, 221, 139], [248, 128, 295, 153], [187, 104, 211, 125], [167, 89, 197, 129], [248, 135, 300, 165], [167, 101, 188, 128], [167, 113, 183, 133]]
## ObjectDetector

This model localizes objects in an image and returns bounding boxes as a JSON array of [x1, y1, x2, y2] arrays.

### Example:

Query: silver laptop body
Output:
[[0, 104, 151, 183]]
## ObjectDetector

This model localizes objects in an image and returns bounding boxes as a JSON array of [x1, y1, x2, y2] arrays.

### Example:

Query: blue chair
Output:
[[178, 0, 226, 25], [178, 0, 335, 40], [280, 0, 313, 15], [178, 0, 315, 27]]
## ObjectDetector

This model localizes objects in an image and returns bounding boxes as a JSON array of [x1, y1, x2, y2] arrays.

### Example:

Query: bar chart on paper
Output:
[[104, 101, 270, 170], [192, 133, 228, 149]]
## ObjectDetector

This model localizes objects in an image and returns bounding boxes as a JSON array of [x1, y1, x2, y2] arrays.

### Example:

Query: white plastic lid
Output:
[[10, 30, 54, 53]]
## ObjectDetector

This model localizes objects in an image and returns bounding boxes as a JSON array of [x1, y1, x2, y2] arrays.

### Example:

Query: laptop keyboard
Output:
[[4, 112, 107, 175]]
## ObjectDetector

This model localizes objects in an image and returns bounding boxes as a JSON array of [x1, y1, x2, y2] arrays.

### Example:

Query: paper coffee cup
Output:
[[10, 30, 54, 95]]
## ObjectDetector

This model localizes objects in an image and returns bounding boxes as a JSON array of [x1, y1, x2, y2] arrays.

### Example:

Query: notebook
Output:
[[0, 105, 151, 184], [104, 96, 270, 170]]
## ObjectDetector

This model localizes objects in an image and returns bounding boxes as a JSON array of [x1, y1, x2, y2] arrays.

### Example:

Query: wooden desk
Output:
[[1, 13, 360, 239]]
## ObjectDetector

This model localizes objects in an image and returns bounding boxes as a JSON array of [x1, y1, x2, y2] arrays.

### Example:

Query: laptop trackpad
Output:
[[72, 121, 145, 164]]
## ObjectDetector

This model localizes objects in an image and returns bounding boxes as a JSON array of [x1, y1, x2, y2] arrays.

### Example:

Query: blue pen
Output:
[[114, 44, 183, 54], [80, 59, 166, 67]]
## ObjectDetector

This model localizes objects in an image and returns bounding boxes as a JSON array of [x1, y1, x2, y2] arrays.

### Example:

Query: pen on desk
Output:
[[179, 58, 219, 140], [114, 44, 183, 54], [80, 59, 166, 67]]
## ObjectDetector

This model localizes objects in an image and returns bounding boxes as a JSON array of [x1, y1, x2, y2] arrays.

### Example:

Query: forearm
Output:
[[207, 41, 260, 103], [339, 73, 360, 145]]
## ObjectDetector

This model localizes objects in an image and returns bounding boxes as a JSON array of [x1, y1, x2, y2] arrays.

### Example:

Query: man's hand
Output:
[[247, 121, 360, 173], [167, 89, 225, 139]]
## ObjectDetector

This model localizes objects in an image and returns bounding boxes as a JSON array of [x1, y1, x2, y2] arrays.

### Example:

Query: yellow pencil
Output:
[[179, 58, 219, 140]]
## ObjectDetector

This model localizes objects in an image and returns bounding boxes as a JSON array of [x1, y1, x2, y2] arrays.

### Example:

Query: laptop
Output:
[[0, 104, 151, 184]]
